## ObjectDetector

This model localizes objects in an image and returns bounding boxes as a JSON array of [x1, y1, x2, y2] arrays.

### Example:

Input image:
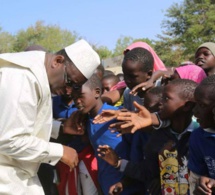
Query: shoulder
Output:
[[102, 103, 119, 111], [190, 127, 204, 138]]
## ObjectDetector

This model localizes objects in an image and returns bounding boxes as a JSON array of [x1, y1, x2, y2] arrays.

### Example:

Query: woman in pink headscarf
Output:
[[124, 41, 167, 71]]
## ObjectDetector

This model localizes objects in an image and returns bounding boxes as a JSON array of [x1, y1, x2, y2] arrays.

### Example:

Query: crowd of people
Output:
[[0, 39, 215, 195]]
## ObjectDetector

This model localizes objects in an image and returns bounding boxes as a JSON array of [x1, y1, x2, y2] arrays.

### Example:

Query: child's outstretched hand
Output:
[[97, 145, 119, 167], [194, 176, 215, 195], [130, 79, 154, 96], [109, 101, 152, 136], [108, 182, 123, 195], [93, 109, 128, 124], [93, 110, 120, 124]]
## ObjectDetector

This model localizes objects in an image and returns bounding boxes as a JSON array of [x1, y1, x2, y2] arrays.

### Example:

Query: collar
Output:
[[171, 120, 198, 140], [203, 128, 215, 137]]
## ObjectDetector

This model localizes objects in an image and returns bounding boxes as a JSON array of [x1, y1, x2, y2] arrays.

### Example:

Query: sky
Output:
[[0, 0, 183, 51]]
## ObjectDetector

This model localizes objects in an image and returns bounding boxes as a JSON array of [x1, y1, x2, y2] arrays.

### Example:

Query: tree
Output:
[[93, 45, 112, 60], [112, 36, 154, 57], [0, 27, 15, 53], [13, 21, 80, 52], [160, 0, 215, 62], [113, 36, 134, 57]]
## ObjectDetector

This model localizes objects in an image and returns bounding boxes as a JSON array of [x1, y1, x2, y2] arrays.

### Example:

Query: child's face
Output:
[[158, 84, 187, 120], [73, 85, 97, 114], [195, 47, 215, 73], [144, 93, 161, 113], [102, 78, 116, 93], [123, 60, 150, 96], [193, 86, 215, 128]]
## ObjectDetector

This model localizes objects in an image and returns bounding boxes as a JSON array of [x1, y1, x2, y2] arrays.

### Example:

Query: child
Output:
[[188, 75, 215, 194], [72, 74, 135, 195], [195, 42, 215, 76], [122, 47, 154, 111], [123, 41, 166, 71], [130, 63, 206, 94], [98, 79, 198, 195], [102, 74, 120, 94], [101, 74, 124, 107]]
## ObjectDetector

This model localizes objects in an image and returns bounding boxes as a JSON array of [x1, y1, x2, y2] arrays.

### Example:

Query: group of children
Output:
[[51, 41, 215, 195]]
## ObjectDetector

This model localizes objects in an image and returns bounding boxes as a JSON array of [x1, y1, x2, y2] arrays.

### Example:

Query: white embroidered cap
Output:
[[65, 39, 100, 79]]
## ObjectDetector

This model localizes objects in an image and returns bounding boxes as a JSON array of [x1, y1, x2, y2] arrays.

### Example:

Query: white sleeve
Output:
[[0, 66, 63, 165]]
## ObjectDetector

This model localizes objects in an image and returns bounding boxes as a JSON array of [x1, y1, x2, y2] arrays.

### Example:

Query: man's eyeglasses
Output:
[[64, 65, 81, 90]]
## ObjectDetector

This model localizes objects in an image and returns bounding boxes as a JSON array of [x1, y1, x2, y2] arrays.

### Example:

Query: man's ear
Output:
[[51, 55, 65, 68], [184, 101, 196, 112], [95, 87, 101, 98]]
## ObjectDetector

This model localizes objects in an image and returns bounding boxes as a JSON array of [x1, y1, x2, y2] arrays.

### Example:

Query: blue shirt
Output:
[[188, 127, 215, 179], [87, 103, 131, 195], [52, 96, 87, 152], [52, 96, 77, 119]]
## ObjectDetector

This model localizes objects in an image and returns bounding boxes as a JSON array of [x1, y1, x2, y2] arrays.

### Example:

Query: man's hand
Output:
[[97, 145, 119, 167], [109, 101, 153, 136], [60, 146, 78, 171], [194, 176, 215, 195]]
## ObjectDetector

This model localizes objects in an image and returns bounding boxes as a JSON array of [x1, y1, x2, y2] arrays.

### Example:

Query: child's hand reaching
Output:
[[194, 176, 215, 195], [109, 101, 152, 136], [97, 145, 120, 167], [93, 109, 128, 124], [130, 79, 154, 96], [108, 182, 123, 195]]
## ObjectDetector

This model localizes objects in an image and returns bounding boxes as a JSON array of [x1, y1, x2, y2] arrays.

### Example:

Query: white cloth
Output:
[[0, 51, 63, 194]]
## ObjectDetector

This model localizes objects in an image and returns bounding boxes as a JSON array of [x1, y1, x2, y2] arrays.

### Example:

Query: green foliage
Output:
[[0, 28, 15, 53], [92, 45, 112, 60], [113, 36, 134, 57], [13, 21, 80, 52], [112, 36, 154, 57], [160, 0, 215, 63]]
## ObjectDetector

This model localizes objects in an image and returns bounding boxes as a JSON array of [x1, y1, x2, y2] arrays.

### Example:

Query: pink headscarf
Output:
[[175, 64, 207, 83], [124, 42, 167, 71]]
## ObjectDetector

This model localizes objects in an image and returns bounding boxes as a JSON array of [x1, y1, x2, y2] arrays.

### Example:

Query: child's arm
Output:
[[101, 88, 125, 105], [130, 70, 171, 96], [97, 145, 147, 183]]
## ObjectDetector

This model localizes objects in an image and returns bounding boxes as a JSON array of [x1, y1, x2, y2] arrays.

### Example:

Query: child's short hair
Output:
[[102, 74, 120, 84], [196, 75, 215, 101], [123, 47, 154, 72], [169, 79, 198, 102], [85, 73, 102, 93], [96, 64, 105, 75], [146, 86, 163, 98]]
